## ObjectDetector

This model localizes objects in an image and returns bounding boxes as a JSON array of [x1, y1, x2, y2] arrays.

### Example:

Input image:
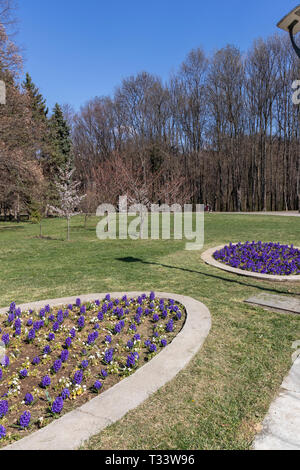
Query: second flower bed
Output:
[[213, 241, 300, 276]]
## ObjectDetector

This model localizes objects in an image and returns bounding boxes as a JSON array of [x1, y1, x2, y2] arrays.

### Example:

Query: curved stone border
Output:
[[253, 356, 300, 450], [1, 292, 211, 451], [201, 245, 300, 282]]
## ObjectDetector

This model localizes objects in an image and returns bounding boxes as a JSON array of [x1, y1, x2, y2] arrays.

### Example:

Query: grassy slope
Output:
[[1, 214, 300, 449]]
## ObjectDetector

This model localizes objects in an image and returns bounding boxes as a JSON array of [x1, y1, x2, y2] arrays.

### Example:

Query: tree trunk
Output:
[[67, 217, 70, 241]]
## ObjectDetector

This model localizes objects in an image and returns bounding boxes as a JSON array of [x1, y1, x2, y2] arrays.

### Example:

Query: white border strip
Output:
[[253, 357, 300, 450], [201, 245, 300, 282], [1, 292, 211, 450]]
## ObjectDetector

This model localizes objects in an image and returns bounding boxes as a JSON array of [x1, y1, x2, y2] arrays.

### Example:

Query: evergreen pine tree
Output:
[[23, 73, 48, 121], [49, 103, 72, 171], [22, 73, 50, 218]]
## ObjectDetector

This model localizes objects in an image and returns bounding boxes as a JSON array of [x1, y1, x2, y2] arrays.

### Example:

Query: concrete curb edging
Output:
[[201, 245, 300, 282], [253, 357, 300, 450], [1, 292, 211, 451]]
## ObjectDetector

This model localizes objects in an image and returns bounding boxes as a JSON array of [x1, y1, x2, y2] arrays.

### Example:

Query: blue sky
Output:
[[17, 0, 297, 112]]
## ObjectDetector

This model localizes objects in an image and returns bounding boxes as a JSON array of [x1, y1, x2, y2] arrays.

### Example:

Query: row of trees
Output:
[[0, 73, 74, 220], [1, 0, 300, 218], [73, 34, 300, 212], [0, 0, 75, 222]]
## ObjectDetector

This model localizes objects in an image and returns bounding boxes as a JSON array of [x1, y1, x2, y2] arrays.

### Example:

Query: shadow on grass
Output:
[[32, 236, 65, 242], [116, 256, 298, 296], [0, 225, 25, 231], [72, 225, 96, 232]]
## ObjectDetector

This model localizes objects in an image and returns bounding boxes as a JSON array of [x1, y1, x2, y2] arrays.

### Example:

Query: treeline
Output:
[[1, 0, 300, 218], [0, 69, 73, 220], [0, 1, 73, 220], [73, 34, 300, 212]]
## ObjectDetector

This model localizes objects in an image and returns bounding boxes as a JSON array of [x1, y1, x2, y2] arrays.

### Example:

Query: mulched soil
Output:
[[0, 294, 186, 447]]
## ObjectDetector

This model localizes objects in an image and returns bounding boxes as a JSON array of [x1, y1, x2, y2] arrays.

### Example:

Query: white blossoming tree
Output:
[[49, 162, 86, 241]]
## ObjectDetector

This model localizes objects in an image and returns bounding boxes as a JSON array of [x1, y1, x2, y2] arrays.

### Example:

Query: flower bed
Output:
[[213, 241, 300, 276], [0, 292, 185, 447]]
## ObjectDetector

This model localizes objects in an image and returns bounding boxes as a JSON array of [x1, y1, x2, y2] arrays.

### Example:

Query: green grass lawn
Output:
[[1, 214, 300, 450]]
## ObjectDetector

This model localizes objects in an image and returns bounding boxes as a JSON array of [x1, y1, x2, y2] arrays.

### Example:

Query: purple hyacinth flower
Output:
[[57, 310, 64, 324], [166, 319, 174, 332], [39, 308, 45, 319], [81, 360, 89, 369], [150, 291, 155, 301], [61, 350, 69, 362], [149, 343, 157, 353], [51, 396, 64, 414], [97, 311, 104, 321], [52, 360, 62, 373], [104, 348, 114, 364], [0, 425, 6, 439], [0, 400, 9, 418], [126, 352, 139, 368], [32, 356, 41, 365], [41, 375, 51, 388], [24, 393, 34, 405], [73, 370, 83, 385], [70, 328, 76, 338], [2, 356, 9, 368], [43, 345, 51, 355], [93, 380, 102, 391], [19, 411, 31, 428], [2, 334, 9, 346], [19, 369, 28, 378], [61, 388, 70, 400]]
